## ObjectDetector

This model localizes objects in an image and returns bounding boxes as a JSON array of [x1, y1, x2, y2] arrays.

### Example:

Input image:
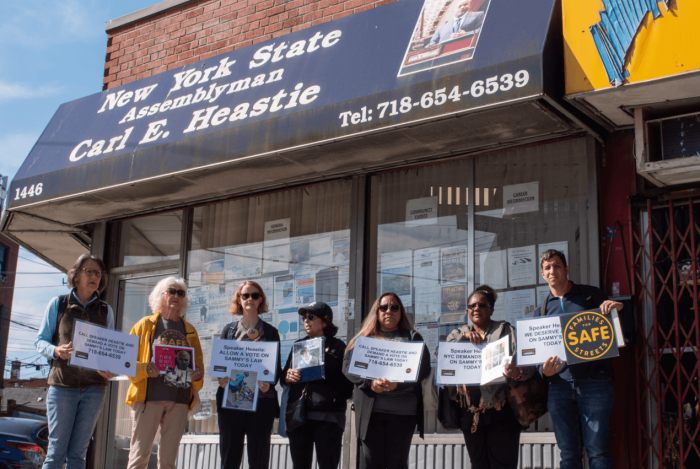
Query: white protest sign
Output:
[[436, 342, 483, 385], [516, 316, 566, 365], [347, 335, 424, 382], [209, 339, 279, 383], [70, 320, 139, 377]]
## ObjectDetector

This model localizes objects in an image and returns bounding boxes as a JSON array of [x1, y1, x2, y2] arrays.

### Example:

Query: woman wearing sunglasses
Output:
[[281, 302, 354, 469], [343, 293, 431, 469], [126, 277, 204, 469], [35, 254, 114, 469], [217, 281, 282, 469], [445, 285, 533, 469]]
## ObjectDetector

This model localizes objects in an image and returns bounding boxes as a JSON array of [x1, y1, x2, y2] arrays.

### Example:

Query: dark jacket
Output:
[[217, 319, 283, 402], [342, 328, 432, 440], [281, 335, 353, 413], [534, 282, 613, 382]]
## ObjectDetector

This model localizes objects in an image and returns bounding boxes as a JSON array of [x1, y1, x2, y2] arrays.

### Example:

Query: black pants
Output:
[[461, 411, 521, 469], [217, 388, 276, 469], [360, 413, 416, 469], [288, 419, 344, 469]]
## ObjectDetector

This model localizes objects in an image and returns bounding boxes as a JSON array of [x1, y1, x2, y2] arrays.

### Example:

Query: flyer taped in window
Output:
[[153, 344, 195, 389], [222, 369, 259, 411], [293, 337, 325, 382]]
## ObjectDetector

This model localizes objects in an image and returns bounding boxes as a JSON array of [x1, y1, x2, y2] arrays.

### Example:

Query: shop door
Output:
[[631, 197, 700, 469], [110, 273, 176, 469]]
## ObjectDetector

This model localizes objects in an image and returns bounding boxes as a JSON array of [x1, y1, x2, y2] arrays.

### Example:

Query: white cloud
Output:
[[0, 82, 64, 102], [0, 133, 39, 180]]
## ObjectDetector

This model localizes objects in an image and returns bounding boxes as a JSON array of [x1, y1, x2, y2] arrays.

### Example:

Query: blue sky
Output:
[[1, 0, 158, 379]]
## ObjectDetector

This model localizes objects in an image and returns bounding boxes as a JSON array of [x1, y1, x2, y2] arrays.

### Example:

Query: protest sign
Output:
[[209, 339, 278, 383], [480, 336, 510, 384], [70, 320, 138, 377], [436, 342, 483, 385], [516, 308, 620, 366], [516, 316, 566, 366], [153, 344, 195, 388], [560, 308, 619, 365], [346, 335, 424, 382], [293, 337, 325, 382]]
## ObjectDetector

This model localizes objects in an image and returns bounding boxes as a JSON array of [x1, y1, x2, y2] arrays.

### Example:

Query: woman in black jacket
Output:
[[282, 302, 353, 469], [343, 292, 431, 469], [217, 281, 282, 469]]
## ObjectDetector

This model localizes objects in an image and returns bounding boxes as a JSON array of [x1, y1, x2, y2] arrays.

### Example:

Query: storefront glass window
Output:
[[369, 138, 597, 433], [118, 211, 183, 266], [185, 180, 354, 433]]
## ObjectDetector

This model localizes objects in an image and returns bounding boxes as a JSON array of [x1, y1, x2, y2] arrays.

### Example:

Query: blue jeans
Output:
[[548, 379, 614, 469], [43, 386, 107, 469]]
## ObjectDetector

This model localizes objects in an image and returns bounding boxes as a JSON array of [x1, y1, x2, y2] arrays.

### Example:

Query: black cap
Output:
[[298, 301, 333, 323]]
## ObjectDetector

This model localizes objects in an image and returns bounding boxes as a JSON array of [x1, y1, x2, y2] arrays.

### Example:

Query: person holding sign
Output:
[[343, 293, 431, 469], [34, 254, 114, 469], [281, 302, 353, 469], [536, 250, 623, 469], [445, 285, 533, 469], [216, 281, 282, 469], [126, 277, 204, 469]]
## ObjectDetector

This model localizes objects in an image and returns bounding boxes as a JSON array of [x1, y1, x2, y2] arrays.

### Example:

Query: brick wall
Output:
[[104, 0, 399, 90]]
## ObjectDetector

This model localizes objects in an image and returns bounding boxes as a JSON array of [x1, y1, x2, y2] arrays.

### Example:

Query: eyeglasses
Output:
[[81, 268, 102, 278], [165, 288, 186, 297], [241, 293, 261, 300], [378, 304, 401, 313], [467, 303, 492, 311], [301, 314, 317, 321]]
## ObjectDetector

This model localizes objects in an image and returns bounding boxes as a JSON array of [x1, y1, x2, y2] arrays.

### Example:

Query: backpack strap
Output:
[[227, 321, 239, 340]]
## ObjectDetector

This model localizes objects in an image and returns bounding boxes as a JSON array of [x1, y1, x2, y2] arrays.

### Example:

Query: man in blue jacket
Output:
[[535, 249, 623, 469]]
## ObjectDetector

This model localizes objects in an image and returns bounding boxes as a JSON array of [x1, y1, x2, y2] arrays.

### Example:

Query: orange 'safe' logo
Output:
[[125, 362, 131, 368], [406, 368, 412, 373], [263, 370, 270, 375], [563, 311, 614, 360]]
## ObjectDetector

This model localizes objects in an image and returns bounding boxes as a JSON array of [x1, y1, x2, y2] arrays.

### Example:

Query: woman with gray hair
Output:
[[126, 277, 204, 469], [35, 254, 114, 469]]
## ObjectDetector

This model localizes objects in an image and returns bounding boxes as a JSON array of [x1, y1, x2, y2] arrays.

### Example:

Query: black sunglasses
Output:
[[241, 293, 261, 300], [166, 288, 186, 297], [378, 304, 401, 313], [300, 314, 317, 321], [467, 302, 492, 311]]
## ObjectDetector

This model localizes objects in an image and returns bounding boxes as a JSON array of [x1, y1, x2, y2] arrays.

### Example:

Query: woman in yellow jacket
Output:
[[126, 277, 204, 469]]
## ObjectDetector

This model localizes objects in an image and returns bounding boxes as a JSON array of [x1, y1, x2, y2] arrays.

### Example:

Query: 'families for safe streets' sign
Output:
[[209, 339, 278, 383], [561, 309, 618, 365], [347, 335, 424, 382], [516, 309, 619, 365], [70, 320, 139, 377]]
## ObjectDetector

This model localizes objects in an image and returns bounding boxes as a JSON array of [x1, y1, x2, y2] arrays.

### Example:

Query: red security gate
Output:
[[630, 196, 700, 469]]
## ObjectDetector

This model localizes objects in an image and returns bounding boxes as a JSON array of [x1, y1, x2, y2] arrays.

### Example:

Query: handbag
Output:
[[505, 372, 549, 427], [285, 385, 308, 433], [437, 386, 462, 430]]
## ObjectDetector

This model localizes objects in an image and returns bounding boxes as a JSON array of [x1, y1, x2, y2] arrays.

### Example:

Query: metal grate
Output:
[[629, 197, 700, 469]]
